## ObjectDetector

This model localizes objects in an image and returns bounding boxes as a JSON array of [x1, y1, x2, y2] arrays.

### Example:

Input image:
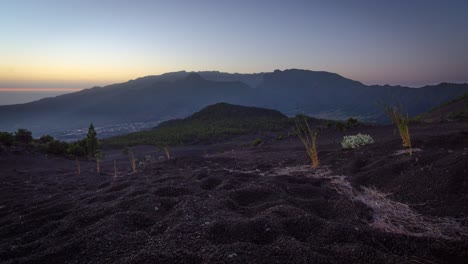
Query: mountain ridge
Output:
[[1, 69, 467, 138]]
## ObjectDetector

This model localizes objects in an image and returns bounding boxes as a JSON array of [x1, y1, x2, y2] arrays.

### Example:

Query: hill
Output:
[[1, 69, 467, 139], [416, 93, 468, 122], [102, 103, 293, 147]]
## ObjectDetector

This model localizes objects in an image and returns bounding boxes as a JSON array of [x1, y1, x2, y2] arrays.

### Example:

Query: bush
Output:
[[335, 122, 346, 131], [15, 128, 33, 144], [45, 140, 69, 155], [252, 138, 262, 146], [39, 135, 55, 143], [341, 133, 374, 149], [276, 134, 285, 141], [346, 118, 359, 127], [0, 132, 14, 146], [67, 139, 87, 157]]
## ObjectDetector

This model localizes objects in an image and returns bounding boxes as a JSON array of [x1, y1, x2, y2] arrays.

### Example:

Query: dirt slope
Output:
[[0, 122, 467, 263]]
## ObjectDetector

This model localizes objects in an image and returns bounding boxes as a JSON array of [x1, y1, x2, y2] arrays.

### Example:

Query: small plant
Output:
[[125, 148, 137, 173], [346, 118, 359, 127], [385, 105, 412, 155], [95, 151, 103, 174], [252, 138, 262, 146], [294, 115, 319, 168], [275, 134, 285, 141], [341, 133, 374, 149], [335, 121, 346, 132], [164, 146, 171, 160]]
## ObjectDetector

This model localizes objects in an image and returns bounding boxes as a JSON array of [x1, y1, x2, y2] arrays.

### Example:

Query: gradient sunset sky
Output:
[[1, 0, 467, 104]]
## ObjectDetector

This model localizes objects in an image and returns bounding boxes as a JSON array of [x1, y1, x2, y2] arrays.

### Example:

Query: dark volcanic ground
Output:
[[0, 122, 467, 264]]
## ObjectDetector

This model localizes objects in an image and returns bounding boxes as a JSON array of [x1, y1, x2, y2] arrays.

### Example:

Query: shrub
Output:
[[45, 140, 69, 155], [385, 105, 412, 155], [335, 122, 346, 131], [67, 140, 87, 157], [14, 128, 33, 144], [121, 147, 137, 172], [346, 118, 359, 127], [164, 146, 171, 159], [294, 115, 319, 168], [95, 151, 103, 173], [39, 135, 55, 143], [0, 132, 14, 146], [275, 134, 285, 141], [341, 133, 374, 149], [252, 138, 262, 146]]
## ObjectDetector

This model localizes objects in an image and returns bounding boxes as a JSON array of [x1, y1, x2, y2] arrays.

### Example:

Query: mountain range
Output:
[[1, 69, 467, 138]]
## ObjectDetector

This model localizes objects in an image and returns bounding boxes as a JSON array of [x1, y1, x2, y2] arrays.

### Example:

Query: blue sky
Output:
[[0, 0, 467, 104]]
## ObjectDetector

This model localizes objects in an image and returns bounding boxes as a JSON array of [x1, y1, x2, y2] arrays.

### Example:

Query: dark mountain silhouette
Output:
[[258, 70, 468, 121], [0, 69, 467, 138]]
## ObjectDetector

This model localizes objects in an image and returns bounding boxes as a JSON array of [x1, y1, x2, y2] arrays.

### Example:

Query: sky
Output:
[[1, 0, 467, 105]]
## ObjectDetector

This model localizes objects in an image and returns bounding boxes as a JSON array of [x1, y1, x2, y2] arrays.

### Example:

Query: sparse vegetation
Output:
[[124, 147, 137, 173], [39, 135, 54, 143], [447, 110, 468, 120], [0, 132, 14, 146], [275, 134, 285, 141], [102, 104, 328, 148], [346, 117, 359, 127], [14, 128, 33, 144], [335, 121, 346, 131], [95, 151, 103, 174], [341, 133, 374, 149], [294, 115, 319, 168], [0, 129, 92, 158], [252, 138, 262, 146], [385, 105, 412, 155], [164, 146, 171, 160], [67, 140, 87, 157]]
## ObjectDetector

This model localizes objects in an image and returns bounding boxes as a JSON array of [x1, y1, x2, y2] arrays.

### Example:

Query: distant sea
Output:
[[0, 91, 76, 106]]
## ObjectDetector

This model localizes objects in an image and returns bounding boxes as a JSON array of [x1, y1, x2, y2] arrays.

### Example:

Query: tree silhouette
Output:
[[14, 128, 33, 144], [86, 123, 98, 158]]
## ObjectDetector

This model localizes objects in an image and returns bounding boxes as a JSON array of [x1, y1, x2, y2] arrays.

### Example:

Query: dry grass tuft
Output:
[[385, 105, 412, 155], [164, 146, 171, 160], [294, 116, 319, 167]]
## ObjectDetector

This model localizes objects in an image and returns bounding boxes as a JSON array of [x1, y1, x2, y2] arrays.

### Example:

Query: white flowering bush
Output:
[[341, 133, 374, 149]]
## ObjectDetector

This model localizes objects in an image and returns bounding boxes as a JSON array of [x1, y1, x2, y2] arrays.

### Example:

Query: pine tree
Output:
[[86, 123, 98, 158]]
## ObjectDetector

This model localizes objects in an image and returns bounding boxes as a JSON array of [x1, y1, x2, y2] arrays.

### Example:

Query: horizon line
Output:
[[0, 88, 83, 92]]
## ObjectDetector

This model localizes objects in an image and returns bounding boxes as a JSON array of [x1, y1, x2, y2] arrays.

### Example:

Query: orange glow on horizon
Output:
[[0, 88, 82, 92]]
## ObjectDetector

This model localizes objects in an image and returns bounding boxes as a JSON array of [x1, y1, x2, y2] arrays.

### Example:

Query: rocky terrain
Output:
[[0, 121, 467, 263]]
